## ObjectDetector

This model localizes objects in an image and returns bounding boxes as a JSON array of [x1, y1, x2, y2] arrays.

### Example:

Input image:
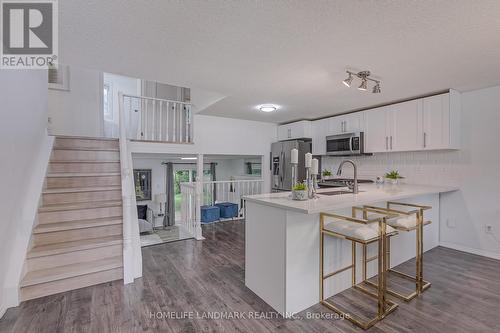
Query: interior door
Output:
[[391, 99, 422, 152], [422, 94, 449, 150], [364, 107, 389, 153]]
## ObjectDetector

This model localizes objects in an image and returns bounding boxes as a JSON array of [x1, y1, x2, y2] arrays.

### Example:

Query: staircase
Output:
[[20, 136, 124, 301]]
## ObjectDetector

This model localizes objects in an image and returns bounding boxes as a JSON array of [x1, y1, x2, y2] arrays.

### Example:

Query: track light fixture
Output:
[[342, 70, 381, 93], [342, 73, 353, 87]]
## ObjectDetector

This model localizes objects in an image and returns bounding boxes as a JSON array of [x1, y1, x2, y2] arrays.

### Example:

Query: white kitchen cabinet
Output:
[[278, 120, 312, 141], [311, 118, 328, 155], [422, 91, 461, 150], [391, 99, 422, 152], [364, 90, 461, 153], [364, 106, 391, 153], [327, 112, 364, 135]]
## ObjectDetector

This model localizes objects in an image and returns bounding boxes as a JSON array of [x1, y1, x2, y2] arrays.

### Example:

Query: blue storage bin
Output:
[[215, 202, 238, 219], [201, 205, 220, 223]]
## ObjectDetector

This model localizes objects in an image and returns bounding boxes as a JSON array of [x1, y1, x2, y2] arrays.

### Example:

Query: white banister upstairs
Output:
[[118, 93, 142, 284], [122, 94, 193, 144]]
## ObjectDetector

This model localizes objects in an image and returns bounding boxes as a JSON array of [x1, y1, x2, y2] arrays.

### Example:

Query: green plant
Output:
[[322, 169, 332, 177], [385, 170, 404, 180], [293, 182, 307, 191]]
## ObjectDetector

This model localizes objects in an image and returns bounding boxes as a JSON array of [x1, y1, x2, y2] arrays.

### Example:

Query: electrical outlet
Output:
[[485, 224, 493, 234], [446, 218, 456, 228]]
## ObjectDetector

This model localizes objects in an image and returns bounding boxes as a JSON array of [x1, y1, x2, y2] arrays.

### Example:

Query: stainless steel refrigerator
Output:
[[271, 140, 312, 192]]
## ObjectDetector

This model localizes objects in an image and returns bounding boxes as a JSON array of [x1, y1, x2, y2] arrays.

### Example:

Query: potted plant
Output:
[[384, 170, 404, 185], [292, 182, 308, 201], [322, 169, 332, 180]]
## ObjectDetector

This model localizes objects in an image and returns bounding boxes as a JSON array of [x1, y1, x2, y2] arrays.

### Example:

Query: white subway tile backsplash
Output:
[[321, 150, 462, 187]]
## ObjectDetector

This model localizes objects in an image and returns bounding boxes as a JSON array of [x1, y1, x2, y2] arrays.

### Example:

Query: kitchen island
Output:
[[244, 183, 457, 316]]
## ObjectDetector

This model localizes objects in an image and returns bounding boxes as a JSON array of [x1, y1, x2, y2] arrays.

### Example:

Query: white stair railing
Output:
[[180, 182, 203, 239], [201, 179, 264, 219], [118, 92, 142, 284], [122, 94, 193, 143]]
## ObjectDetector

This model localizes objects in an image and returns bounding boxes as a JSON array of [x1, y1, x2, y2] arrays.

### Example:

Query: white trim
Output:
[[439, 241, 500, 260]]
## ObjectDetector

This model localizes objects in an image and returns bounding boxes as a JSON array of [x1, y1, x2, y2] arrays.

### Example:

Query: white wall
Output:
[[48, 66, 103, 137], [103, 73, 141, 138], [0, 70, 50, 317], [322, 85, 500, 259], [129, 115, 277, 192]]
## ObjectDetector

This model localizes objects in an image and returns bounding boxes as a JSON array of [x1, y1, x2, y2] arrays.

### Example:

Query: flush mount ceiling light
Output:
[[342, 70, 381, 93], [259, 104, 278, 112]]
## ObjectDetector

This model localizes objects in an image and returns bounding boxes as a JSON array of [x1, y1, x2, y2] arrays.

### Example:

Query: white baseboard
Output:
[[439, 241, 500, 260]]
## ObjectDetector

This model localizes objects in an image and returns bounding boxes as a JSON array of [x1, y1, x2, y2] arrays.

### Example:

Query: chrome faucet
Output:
[[336, 159, 359, 194]]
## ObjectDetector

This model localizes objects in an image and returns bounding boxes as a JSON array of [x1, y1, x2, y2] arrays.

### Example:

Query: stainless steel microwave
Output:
[[326, 132, 365, 156]]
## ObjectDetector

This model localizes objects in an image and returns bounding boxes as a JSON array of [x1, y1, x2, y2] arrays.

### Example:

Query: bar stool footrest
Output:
[[320, 287, 398, 330], [363, 269, 431, 302]]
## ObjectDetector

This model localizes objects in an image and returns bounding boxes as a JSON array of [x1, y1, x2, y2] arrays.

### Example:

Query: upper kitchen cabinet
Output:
[[390, 99, 422, 152], [364, 106, 391, 153], [422, 90, 461, 150], [363, 90, 461, 153], [311, 118, 328, 155], [277, 120, 312, 141], [327, 112, 364, 135]]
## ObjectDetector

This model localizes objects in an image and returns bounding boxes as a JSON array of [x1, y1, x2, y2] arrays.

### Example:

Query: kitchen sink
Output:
[[319, 190, 364, 196]]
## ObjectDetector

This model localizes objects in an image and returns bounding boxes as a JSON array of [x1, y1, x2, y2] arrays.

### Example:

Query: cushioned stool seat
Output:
[[324, 218, 397, 242]]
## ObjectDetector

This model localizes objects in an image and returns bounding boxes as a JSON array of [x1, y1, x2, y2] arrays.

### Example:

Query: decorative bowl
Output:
[[292, 189, 308, 201]]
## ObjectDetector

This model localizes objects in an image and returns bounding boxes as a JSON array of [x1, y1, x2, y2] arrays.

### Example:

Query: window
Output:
[[245, 162, 262, 176], [103, 82, 113, 121]]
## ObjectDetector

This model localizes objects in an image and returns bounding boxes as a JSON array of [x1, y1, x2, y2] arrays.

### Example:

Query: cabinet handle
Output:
[[386, 136, 389, 150], [343, 121, 346, 132], [423, 132, 427, 148], [390, 136, 393, 150], [288, 128, 291, 138]]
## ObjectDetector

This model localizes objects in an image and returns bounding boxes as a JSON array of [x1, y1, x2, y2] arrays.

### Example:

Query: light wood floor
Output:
[[1, 220, 500, 333]]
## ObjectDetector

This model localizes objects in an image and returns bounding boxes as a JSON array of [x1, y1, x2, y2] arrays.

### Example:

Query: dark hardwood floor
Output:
[[1, 220, 500, 333]]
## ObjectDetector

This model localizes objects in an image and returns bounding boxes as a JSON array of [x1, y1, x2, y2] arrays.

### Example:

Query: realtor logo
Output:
[[1, 0, 58, 69]]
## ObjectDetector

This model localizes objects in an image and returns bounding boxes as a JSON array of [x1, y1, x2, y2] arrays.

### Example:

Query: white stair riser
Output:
[[20, 268, 123, 301], [39, 206, 123, 224], [48, 162, 120, 174], [27, 245, 123, 271], [51, 149, 119, 161], [33, 224, 123, 246], [46, 175, 121, 189], [54, 138, 118, 150], [42, 190, 122, 205]]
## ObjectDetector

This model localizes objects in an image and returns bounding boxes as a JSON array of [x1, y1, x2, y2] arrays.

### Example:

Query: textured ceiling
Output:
[[59, 0, 500, 123]]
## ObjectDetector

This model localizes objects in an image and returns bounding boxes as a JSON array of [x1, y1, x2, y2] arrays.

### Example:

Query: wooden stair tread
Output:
[[39, 200, 122, 212], [54, 135, 118, 141], [34, 217, 122, 233], [43, 186, 122, 194], [21, 256, 123, 287], [53, 147, 119, 152], [28, 235, 123, 258], [46, 172, 121, 178], [50, 160, 120, 164]]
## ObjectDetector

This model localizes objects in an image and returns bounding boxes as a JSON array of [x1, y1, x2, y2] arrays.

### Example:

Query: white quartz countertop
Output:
[[244, 183, 458, 214]]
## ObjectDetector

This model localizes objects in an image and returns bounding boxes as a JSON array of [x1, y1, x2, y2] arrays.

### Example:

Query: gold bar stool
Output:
[[361, 202, 432, 302], [319, 208, 399, 330]]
